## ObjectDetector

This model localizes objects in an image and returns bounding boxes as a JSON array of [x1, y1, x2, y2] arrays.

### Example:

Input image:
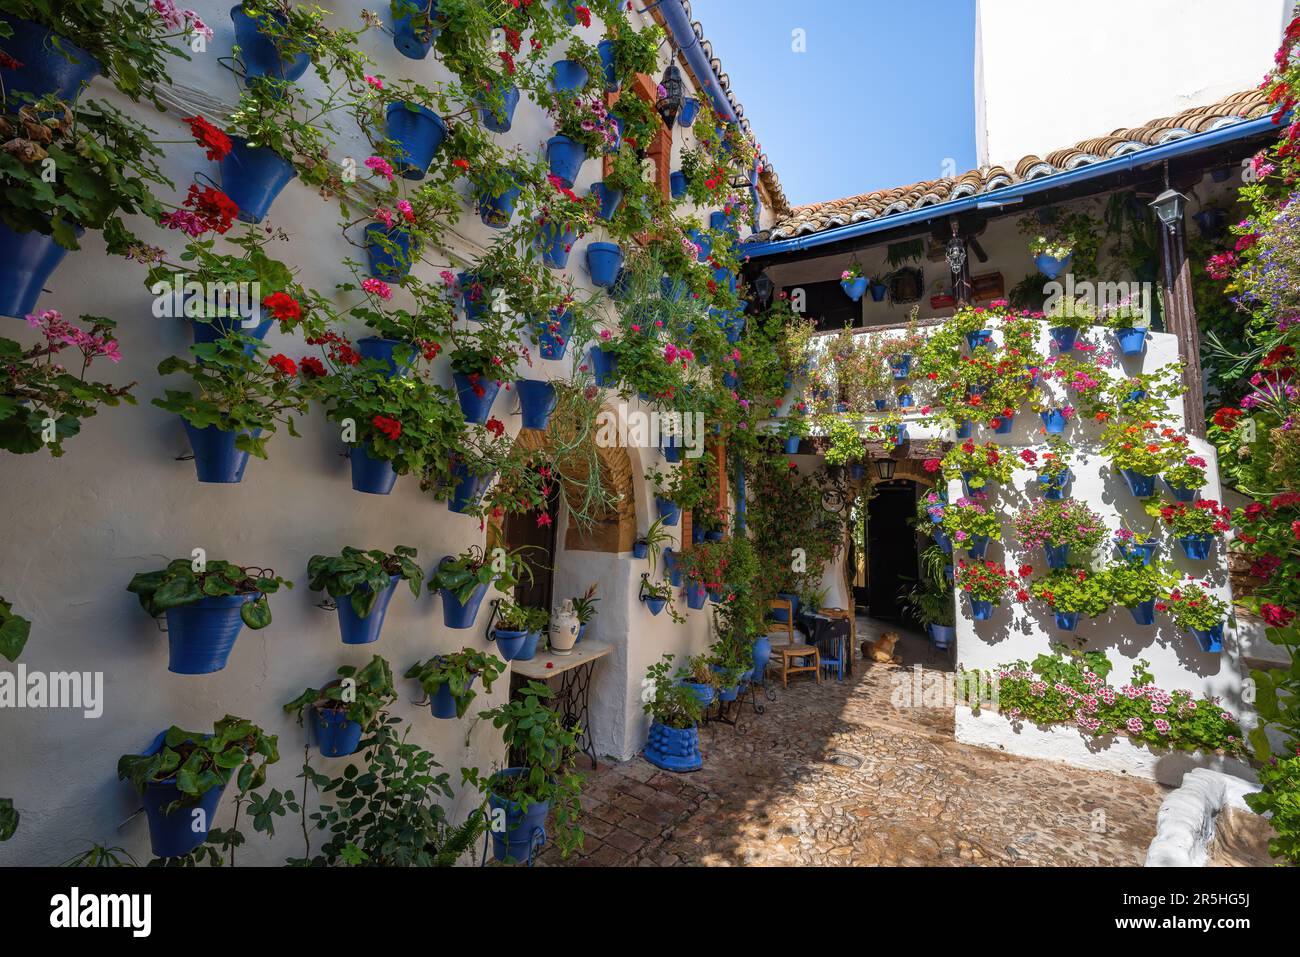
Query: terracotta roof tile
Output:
[[752, 88, 1274, 242]]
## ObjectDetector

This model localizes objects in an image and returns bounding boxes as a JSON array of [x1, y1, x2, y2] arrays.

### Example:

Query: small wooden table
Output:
[[511, 639, 613, 769]]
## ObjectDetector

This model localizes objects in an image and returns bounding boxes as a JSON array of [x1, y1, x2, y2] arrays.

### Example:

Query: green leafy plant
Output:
[[1029, 567, 1112, 618], [571, 582, 599, 624], [283, 655, 398, 734], [428, 545, 534, 605], [941, 438, 1018, 490], [1158, 499, 1232, 539], [823, 417, 866, 467], [940, 496, 1002, 545], [1245, 753, 1300, 863], [126, 558, 290, 629], [643, 654, 705, 729], [306, 545, 422, 618], [404, 648, 506, 719], [0, 597, 32, 663], [1103, 558, 1175, 609], [1159, 579, 1230, 633]]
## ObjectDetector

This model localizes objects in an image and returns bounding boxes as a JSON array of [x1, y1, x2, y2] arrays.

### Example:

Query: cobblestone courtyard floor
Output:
[[540, 621, 1168, 867]]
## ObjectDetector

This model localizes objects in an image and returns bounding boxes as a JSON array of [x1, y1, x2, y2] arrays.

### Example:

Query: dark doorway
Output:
[[864, 480, 918, 619], [502, 474, 561, 612]]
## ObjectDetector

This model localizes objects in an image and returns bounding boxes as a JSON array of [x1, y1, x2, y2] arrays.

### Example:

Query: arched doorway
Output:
[[501, 472, 563, 609]]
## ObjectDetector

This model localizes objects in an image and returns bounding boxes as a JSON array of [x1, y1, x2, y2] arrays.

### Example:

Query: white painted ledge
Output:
[[1145, 768, 1261, 867]]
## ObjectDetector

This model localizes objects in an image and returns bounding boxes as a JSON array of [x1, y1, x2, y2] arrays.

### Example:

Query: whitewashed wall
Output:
[[0, 1, 769, 864]]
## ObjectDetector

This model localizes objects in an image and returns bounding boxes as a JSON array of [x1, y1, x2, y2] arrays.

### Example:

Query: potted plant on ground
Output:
[[901, 561, 957, 650], [127, 559, 290, 674], [1159, 579, 1231, 652], [1159, 499, 1232, 560], [1028, 566, 1111, 632], [405, 648, 507, 719], [940, 495, 1002, 559], [307, 546, 422, 645], [117, 715, 280, 859], [153, 336, 312, 483], [1012, 499, 1106, 569], [1103, 557, 1175, 625], [429, 545, 530, 629], [282, 656, 397, 757], [954, 559, 1018, 620], [464, 681, 583, 863], [641, 654, 706, 771], [0, 311, 135, 455], [678, 653, 719, 707]]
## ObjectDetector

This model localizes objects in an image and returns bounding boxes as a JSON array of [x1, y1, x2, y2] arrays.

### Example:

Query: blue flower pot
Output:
[[718, 682, 739, 702], [546, 135, 587, 188], [1128, 600, 1156, 626], [590, 346, 619, 387], [364, 224, 413, 280], [955, 419, 973, 439], [678, 98, 700, 127], [1035, 252, 1071, 279], [550, 58, 589, 92], [357, 336, 414, 379], [535, 222, 578, 269], [183, 422, 258, 484], [189, 315, 273, 354], [587, 241, 623, 288], [1179, 534, 1213, 560], [752, 636, 772, 680], [231, 4, 311, 82], [849, 464, 866, 481], [1044, 543, 1071, 570], [488, 768, 550, 863], [1124, 389, 1147, 406], [350, 443, 398, 495], [686, 583, 707, 610], [493, 628, 528, 662], [966, 534, 991, 560], [1039, 468, 1072, 500], [783, 436, 801, 454], [430, 673, 475, 719], [1040, 409, 1068, 434], [516, 379, 557, 430], [934, 528, 953, 554], [870, 282, 888, 302], [453, 372, 500, 424], [441, 581, 487, 630], [447, 462, 493, 514], [536, 309, 573, 360], [970, 598, 993, 621], [644, 596, 667, 616], [475, 83, 519, 132], [391, 0, 439, 59], [311, 706, 363, 757], [841, 277, 868, 301], [219, 137, 296, 224], [944, 564, 954, 584], [1049, 326, 1078, 351], [688, 228, 712, 261], [632, 540, 648, 559], [458, 272, 488, 322], [1190, 622, 1224, 654], [966, 329, 993, 350], [385, 101, 446, 180], [477, 178, 522, 229], [681, 682, 714, 707], [1116, 539, 1158, 565], [337, 575, 400, 644], [0, 223, 78, 319], [930, 624, 956, 650], [663, 437, 682, 463], [889, 424, 909, 448], [165, 593, 257, 674], [1055, 611, 1080, 631], [514, 629, 543, 662], [1116, 327, 1147, 355], [891, 355, 912, 379], [897, 393, 914, 408], [1121, 468, 1157, 499], [592, 182, 624, 221], [607, 112, 624, 153], [994, 414, 1015, 435], [709, 210, 733, 232], [669, 170, 688, 199], [1164, 478, 1200, 503], [597, 38, 618, 90], [656, 497, 680, 526], [137, 730, 227, 857], [771, 593, 799, 623], [644, 720, 702, 772], [0, 17, 101, 104]]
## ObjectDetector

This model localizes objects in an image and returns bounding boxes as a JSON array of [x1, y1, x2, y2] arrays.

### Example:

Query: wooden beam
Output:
[[1158, 215, 1207, 438]]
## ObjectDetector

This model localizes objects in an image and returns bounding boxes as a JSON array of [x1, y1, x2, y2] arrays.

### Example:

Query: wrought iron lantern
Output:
[[1150, 189, 1188, 232], [874, 458, 897, 481], [656, 60, 684, 129]]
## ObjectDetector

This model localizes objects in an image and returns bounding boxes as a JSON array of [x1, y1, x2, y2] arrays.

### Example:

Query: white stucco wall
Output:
[[975, 0, 1289, 169], [0, 1, 734, 864]]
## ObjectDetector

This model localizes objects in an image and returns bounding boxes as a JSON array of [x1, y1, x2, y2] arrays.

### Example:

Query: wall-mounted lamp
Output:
[[1150, 188, 1188, 232], [874, 458, 897, 481]]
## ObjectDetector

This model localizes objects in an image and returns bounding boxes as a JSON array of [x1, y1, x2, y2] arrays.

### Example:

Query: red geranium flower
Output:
[[184, 114, 232, 161], [263, 291, 302, 323], [299, 356, 326, 378], [268, 353, 297, 376], [372, 415, 402, 440]]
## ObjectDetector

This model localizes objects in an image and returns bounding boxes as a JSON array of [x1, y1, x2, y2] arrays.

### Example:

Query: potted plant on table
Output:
[[127, 559, 290, 674], [464, 681, 583, 863], [282, 655, 398, 757], [571, 582, 599, 640], [306, 546, 423, 645], [1159, 499, 1231, 560], [117, 714, 280, 860], [405, 648, 507, 719], [641, 654, 706, 772], [1159, 579, 1231, 653]]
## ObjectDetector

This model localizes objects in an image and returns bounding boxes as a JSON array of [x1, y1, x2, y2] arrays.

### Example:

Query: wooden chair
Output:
[[766, 599, 821, 688]]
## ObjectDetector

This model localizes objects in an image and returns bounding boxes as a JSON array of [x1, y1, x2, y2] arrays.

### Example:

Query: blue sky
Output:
[[688, 0, 977, 208]]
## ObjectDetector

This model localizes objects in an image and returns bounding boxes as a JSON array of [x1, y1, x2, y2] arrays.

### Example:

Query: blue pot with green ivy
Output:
[[474, 83, 519, 132]]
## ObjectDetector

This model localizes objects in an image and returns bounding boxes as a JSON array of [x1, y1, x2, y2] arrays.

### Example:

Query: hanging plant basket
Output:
[[385, 101, 447, 180], [586, 241, 623, 288], [335, 575, 401, 645], [969, 597, 993, 620], [430, 672, 475, 719], [536, 308, 574, 359], [453, 372, 500, 424], [447, 462, 494, 514], [1038, 467, 1072, 500], [669, 171, 688, 199], [189, 313, 273, 353], [591, 182, 624, 221], [597, 39, 618, 90], [678, 98, 700, 127], [477, 177, 522, 229], [1049, 326, 1078, 351], [231, 4, 312, 82], [475, 83, 520, 132], [1115, 327, 1147, 355], [356, 336, 415, 379], [1128, 600, 1156, 626], [545, 135, 587, 188], [458, 272, 488, 322], [136, 730, 227, 857], [219, 138, 297, 225], [1040, 409, 1068, 434], [589, 346, 619, 386], [965, 534, 991, 560], [0, 223, 77, 319], [534, 222, 578, 269], [391, 0, 440, 59], [656, 497, 680, 526], [550, 58, 589, 92], [1034, 252, 1072, 279], [350, 442, 398, 495], [869, 282, 888, 302], [516, 379, 557, 430], [165, 593, 259, 675], [1, 17, 101, 104], [364, 223, 413, 280], [492, 628, 528, 662], [183, 422, 258, 484], [440, 580, 487, 631]]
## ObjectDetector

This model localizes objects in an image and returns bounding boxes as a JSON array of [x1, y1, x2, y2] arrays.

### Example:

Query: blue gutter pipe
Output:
[[744, 114, 1280, 258]]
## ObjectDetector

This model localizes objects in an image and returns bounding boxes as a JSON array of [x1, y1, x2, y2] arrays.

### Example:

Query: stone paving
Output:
[[540, 619, 1168, 867]]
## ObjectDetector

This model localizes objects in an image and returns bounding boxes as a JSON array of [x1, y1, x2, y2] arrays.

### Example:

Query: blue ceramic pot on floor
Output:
[[644, 720, 702, 772], [487, 768, 550, 863]]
